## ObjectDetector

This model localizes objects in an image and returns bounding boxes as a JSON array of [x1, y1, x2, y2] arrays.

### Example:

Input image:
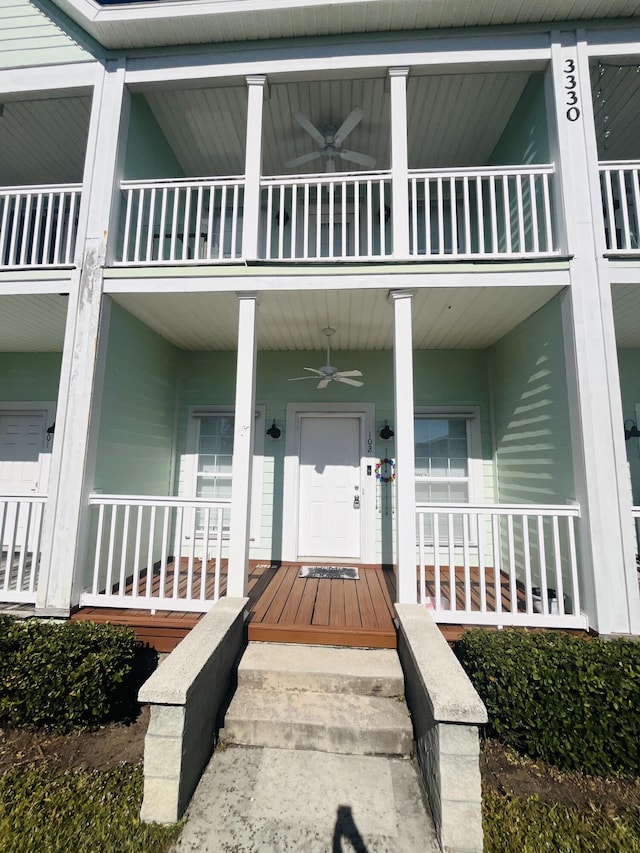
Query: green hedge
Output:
[[0, 616, 137, 731], [455, 629, 640, 776]]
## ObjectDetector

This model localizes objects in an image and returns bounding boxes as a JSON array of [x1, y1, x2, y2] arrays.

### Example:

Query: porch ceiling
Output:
[[0, 295, 68, 351], [142, 69, 532, 176], [0, 96, 91, 186], [53, 0, 640, 51], [612, 283, 640, 347], [112, 285, 562, 351]]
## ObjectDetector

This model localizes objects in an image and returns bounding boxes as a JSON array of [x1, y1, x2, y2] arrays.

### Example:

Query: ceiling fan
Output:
[[285, 107, 377, 173], [289, 327, 364, 389]]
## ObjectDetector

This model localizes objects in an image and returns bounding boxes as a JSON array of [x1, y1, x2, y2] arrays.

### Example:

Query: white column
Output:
[[36, 61, 130, 614], [227, 293, 258, 597], [389, 67, 410, 259], [242, 75, 267, 261], [391, 289, 417, 604], [548, 33, 640, 634]]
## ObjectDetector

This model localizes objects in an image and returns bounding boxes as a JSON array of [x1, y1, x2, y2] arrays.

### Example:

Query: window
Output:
[[414, 412, 478, 544]]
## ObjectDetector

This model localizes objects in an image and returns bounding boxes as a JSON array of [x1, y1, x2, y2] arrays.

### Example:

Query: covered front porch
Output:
[[60, 278, 591, 637]]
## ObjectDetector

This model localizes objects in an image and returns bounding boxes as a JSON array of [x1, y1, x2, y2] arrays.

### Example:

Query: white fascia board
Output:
[[102, 269, 571, 293], [585, 25, 640, 55], [0, 62, 99, 98], [606, 263, 640, 286], [125, 34, 551, 86]]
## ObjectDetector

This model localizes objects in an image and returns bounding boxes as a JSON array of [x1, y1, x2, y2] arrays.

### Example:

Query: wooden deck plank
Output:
[[260, 565, 299, 624], [343, 579, 362, 629], [329, 580, 347, 627], [249, 564, 289, 621], [247, 622, 396, 649], [365, 567, 395, 628], [279, 574, 307, 624], [295, 577, 319, 625], [354, 571, 379, 630], [311, 579, 331, 626]]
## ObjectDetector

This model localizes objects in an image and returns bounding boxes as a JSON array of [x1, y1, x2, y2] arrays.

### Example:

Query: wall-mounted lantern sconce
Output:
[[625, 420, 640, 440], [379, 421, 394, 441], [266, 420, 282, 439], [46, 422, 55, 444]]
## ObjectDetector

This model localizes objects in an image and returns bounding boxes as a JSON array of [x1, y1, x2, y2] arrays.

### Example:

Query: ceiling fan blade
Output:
[[293, 111, 326, 146], [339, 149, 377, 169], [303, 367, 325, 375], [333, 107, 364, 145], [285, 151, 323, 169], [317, 378, 331, 389], [289, 376, 319, 382], [335, 376, 364, 387], [333, 369, 362, 378]]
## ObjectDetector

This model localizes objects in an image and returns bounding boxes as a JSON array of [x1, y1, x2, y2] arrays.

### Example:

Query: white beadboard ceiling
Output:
[[612, 284, 640, 348], [0, 295, 68, 351], [112, 285, 562, 352], [591, 59, 640, 161], [0, 96, 91, 186], [52, 0, 640, 51], [143, 70, 531, 177]]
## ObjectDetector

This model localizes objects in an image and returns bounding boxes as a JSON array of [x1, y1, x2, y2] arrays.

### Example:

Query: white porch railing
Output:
[[117, 178, 244, 265], [1, 494, 47, 603], [82, 495, 231, 612], [408, 165, 558, 259], [416, 502, 586, 629], [0, 184, 81, 269], [600, 162, 640, 254], [259, 171, 392, 261]]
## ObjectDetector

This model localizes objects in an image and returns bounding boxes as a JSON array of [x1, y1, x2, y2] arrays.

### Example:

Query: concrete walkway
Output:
[[170, 744, 440, 853]]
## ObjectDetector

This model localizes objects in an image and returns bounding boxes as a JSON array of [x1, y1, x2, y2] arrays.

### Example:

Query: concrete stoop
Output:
[[221, 642, 413, 757]]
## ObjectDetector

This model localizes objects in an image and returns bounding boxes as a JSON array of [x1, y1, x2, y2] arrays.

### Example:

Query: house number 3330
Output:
[[564, 58, 581, 122]]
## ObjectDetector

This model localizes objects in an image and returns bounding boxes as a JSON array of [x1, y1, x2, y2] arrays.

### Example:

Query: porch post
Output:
[[36, 61, 130, 614], [388, 67, 411, 259], [391, 289, 417, 604], [227, 293, 258, 597], [242, 75, 267, 261], [548, 34, 640, 634]]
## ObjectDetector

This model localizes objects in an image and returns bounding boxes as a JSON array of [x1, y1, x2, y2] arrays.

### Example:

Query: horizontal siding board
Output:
[[0, 0, 90, 68]]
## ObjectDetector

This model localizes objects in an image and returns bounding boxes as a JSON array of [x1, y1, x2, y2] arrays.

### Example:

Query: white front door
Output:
[[0, 411, 47, 550], [297, 415, 361, 559]]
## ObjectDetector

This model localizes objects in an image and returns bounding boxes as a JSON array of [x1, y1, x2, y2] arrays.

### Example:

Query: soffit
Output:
[[52, 0, 640, 51], [612, 283, 640, 347], [591, 59, 640, 161], [112, 284, 561, 351], [0, 295, 68, 351]]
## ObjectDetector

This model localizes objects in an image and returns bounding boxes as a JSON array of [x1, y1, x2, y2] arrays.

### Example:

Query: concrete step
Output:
[[221, 686, 413, 756], [237, 642, 405, 697]]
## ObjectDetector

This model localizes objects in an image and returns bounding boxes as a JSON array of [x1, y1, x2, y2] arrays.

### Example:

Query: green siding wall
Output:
[[488, 294, 574, 504], [0, 352, 61, 400], [0, 0, 91, 68], [94, 303, 179, 496], [617, 348, 640, 503], [490, 73, 550, 165], [124, 95, 184, 180]]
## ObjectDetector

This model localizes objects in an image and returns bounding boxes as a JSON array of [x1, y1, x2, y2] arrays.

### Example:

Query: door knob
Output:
[[353, 494, 360, 509]]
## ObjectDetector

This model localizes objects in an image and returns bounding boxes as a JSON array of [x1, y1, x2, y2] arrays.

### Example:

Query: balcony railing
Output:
[[118, 177, 244, 265], [1, 494, 47, 603], [600, 162, 640, 254], [82, 494, 231, 612], [259, 171, 391, 261], [408, 166, 558, 259], [0, 185, 81, 269], [415, 502, 585, 629]]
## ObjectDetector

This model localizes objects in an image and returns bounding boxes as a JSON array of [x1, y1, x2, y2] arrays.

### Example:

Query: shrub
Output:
[[483, 791, 640, 853], [455, 628, 640, 776], [0, 764, 181, 853], [0, 616, 137, 731]]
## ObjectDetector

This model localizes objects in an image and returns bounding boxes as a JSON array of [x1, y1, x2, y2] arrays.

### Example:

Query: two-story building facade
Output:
[[2, 0, 640, 644]]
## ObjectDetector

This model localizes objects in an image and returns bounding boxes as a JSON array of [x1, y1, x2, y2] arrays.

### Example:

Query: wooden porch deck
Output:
[[71, 560, 543, 651]]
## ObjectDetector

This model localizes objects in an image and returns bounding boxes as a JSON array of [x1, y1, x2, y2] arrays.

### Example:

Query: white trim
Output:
[[183, 405, 265, 546], [282, 402, 376, 564], [0, 63, 99, 98], [0, 402, 57, 496]]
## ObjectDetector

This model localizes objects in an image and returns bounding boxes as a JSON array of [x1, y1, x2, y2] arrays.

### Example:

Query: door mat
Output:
[[299, 565, 359, 580]]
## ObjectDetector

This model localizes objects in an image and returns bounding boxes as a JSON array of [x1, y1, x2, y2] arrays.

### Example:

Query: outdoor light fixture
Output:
[[624, 419, 640, 440], [266, 420, 282, 439], [46, 422, 55, 444], [379, 421, 394, 440]]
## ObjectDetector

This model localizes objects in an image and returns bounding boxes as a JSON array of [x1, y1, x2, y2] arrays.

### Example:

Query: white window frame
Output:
[[414, 406, 483, 545], [183, 405, 265, 545]]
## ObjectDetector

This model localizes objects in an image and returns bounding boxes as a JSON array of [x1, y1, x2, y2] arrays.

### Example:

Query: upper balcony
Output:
[[592, 55, 640, 257], [114, 68, 561, 268], [0, 93, 90, 274]]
